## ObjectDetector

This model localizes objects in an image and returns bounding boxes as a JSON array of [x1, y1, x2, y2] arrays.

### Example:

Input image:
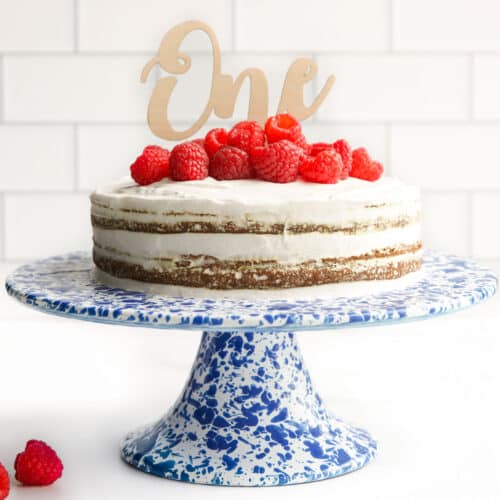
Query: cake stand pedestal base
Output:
[[121, 330, 376, 486]]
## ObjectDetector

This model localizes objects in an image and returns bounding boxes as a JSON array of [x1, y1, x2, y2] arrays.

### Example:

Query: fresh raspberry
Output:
[[251, 140, 301, 183], [130, 145, 170, 186], [294, 133, 309, 153], [227, 121, 266, 154], [368, 161, 384, 180], [0, 462, 9, 500], [209, 146, 253, 180], [300, 149, 343, 184], [191, 138, 206, 149], [169, 141, 209, 181], [333, 139, 352, 179], [204, 128, 229, 159], [350, 148, 384, 181], [14, 440, 63, 487], [309, 142, 334, 157], [265, 113, 307, 151]]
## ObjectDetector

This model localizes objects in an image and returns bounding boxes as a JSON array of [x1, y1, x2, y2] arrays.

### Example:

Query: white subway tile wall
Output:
[[78, 0, 233, 52], [316, 55, 469, 121], [235, 0, 390, 52], [4, 194, 91, 260], [474, 56, 500, 120], [0, 0, 499, 264], [4, 56, 154, 122]]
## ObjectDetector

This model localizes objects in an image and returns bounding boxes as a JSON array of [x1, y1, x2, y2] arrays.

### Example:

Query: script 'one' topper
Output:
[[141, 20, 335, 141]]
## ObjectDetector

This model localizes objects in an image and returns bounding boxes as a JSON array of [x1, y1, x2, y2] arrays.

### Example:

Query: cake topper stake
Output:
[[141, 20, 335, 141]]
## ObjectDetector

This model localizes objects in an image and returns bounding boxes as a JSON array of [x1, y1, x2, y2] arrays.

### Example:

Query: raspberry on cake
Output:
[[299, 149, 343, 184], [265, 113, 307, 151], [308, 142, 334, 156], [351, 148, 383, 182], [209, 146, 253, 180], [204, 128, 229, 159], [333, 139, 352, 179], [252, 140, 302, 183], [169, 141, 209, 181], [307, 139, 352, 180], [227, 120, 266, 154], [130, 145, 170, 186]]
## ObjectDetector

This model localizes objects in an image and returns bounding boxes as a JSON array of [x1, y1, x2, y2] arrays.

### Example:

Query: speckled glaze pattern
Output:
[[4, 251, 497, 331], [121, 330, 376, 485], [4, 251, 497, 486]]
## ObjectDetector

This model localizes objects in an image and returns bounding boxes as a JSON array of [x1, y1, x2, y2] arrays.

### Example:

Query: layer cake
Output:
[[91, 176, 421, 290]]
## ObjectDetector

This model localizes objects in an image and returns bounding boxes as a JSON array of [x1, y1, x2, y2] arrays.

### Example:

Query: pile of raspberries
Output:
[[130, 113, 383, 185]]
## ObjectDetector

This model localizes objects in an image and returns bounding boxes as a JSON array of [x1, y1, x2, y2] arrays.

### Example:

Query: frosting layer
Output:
[[91, 176, 420, 226]]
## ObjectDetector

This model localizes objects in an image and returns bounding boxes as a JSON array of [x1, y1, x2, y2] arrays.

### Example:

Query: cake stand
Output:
[[5, 251, 497, 487]]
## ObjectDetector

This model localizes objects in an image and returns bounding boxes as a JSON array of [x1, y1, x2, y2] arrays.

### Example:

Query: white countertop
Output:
[[1, 261, 500, 500]]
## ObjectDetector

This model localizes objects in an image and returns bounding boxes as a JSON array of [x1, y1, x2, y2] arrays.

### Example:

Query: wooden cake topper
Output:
[[141, 20, 335, 141]]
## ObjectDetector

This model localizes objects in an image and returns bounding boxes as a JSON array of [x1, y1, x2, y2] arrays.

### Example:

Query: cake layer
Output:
[[94, 244, 422, 289], [91, 213, 417, 235], [93, 262, 423, 299]]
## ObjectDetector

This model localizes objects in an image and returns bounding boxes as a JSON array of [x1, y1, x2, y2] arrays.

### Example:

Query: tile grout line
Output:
[[0, 194, 5, 261], [466, 192, 474, 258], [469, 54, 475, 121], [385, 123, 392, 175], [3, 50, 500, 57], [6, 119, 500, 127], [0, 55, 4, 122], [306, 119, 500, 126], [422, 188, 469, 195], [231, 0, 237, 52], [3, 187, 500, 196], [73, 0, 79, 52], [388, 0, 395, 51], [311, 53, 319, 123], [73, 124, 79, 191], [0, 190, 92, 196], [1, 51, 156, 57]]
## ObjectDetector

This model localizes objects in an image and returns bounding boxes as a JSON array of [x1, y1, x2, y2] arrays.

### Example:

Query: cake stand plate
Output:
[[5, 251, 497, 487]]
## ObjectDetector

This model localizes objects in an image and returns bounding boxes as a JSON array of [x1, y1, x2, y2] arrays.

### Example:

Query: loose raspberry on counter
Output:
[[265, 113, 307, 151], [169, 141, 209, 181], [350, 147, 384, 181], [227, 120, 266, 154], [14, 440, 63, 487], [209, 146, 253, 180], [252, 140, 302, 183], [300, 149, 343, 184], [204, 128, 229, 159], [333, 139, 352, 179], [0, 462, 9, 500], [130, 145, 170, 186]]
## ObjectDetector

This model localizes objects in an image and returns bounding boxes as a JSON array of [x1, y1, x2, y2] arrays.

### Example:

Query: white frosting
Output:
[[91, 176, 420, 226], [93, 224, 420, 264]]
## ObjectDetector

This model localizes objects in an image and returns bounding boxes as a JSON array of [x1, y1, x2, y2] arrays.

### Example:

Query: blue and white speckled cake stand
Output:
[[5, 251, 497, 487]]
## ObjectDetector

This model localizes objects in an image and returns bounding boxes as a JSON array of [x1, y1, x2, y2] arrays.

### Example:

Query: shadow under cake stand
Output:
[[5, 251, 497, 487]]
